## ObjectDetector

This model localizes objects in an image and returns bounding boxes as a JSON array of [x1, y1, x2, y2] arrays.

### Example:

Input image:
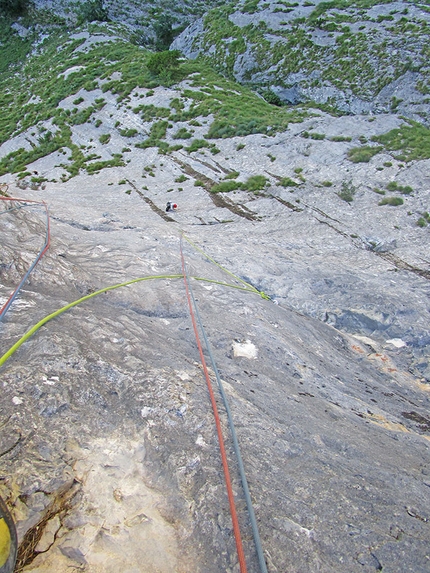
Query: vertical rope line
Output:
[[180, 240, 248, 573], [0, 197, 50, 321], [188, 289, 268, 571], [181, 239, 268, 573]]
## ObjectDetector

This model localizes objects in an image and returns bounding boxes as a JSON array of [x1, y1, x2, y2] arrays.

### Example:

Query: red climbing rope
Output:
[[180, 240, 248, 573]]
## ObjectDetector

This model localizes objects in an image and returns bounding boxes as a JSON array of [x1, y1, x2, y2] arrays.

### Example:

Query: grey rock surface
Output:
[[1, 108, 430, 571], [171, 0, 430, 123], [0, 15, 429, 573]]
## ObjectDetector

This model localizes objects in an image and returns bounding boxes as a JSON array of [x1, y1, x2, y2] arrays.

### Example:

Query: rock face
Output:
[[0, 16, 429, 573], [1, 187, 430, 572], [171, 0, 430, 124], [30, 0, 222, 44]]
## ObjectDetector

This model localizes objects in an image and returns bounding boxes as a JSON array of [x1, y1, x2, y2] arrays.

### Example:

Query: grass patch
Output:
[[386, 181, 413, 194], [330, 135, 352, 142], [378, 196, 404, 206], [99, 133, 111, 144], [416, 212, 430, 227], [240, 175, 268, 192], [172, 127, 193, 139], [372, 120, 430, 162], [211, 174, 268, 193], [278, 177, 299, 187], [337, 180, 356, 203], [119, 128, 138, 137], [347, 145, 383, 163], [211, 180, 241, 193], [224, 171, 240, 179], [185, 138, 210, 153]]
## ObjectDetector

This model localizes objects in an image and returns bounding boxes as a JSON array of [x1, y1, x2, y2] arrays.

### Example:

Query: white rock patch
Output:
[[232, 339, 258, 359]]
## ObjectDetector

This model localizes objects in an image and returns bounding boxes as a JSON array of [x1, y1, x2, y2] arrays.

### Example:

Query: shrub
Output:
[[147, 50, 182, 77], [153, 14, 175, 51], [310, 132, 326, 140], [372, 120, 430, 162], [347, 146, 383, 163], [322, 181, 332, 187], [0, 0, 32, 16], [173, 127, 193, 139], [77, 1, 110, 25], [386, 181, 413, 194], [185, 139, 210, 153], [337, 180, 356, 202], [99, 133, 111, 144], [119, 128, 138, 137], [331, 135, 352, 142], [278, 177, 298, 187], [260, 89, 284, 107], [175, 174, 188, 183], [241, 175, 268, 192], [224, 171, 240, 179], [417, 212, 430, 226], [378, 197, 404, 206], [211, 180, 240, 193]]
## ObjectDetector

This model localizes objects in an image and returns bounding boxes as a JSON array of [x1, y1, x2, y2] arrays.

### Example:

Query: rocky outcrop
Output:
[[172, 0, 430, 124], [0, 19, 429, 573]]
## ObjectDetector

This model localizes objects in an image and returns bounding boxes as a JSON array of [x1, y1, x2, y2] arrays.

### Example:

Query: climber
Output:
[[166, 201, 178, 212]]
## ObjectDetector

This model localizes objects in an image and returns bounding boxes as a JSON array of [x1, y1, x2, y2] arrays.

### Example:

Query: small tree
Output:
[[0, 0, 32, 16], [154, 14, 174, 51], [146, 50, 182, 83], [77, 0, 109, 24]]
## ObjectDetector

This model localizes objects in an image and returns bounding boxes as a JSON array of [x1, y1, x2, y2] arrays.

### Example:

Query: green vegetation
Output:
[[278, 177, 299, 187], [347, 145, 383, 163], [173, 127, 193, 139], [146, 50, 183, 84], [153, 14, 175, 52], [99, 133, 111, 144], [372, 121, 430, 162], [337, 180, 356, 202], [240, 175, 268, 192], [416, 212, 430, 227], [302, 131, 326, 140], [196, 0, 429, 114], [224, 171, 240, 179], [76, 1, 110, 25], [0, 0, 32, 17], [378, 196, 404, 206], [136, 120, 168, 149], [386, 181, 413, 194], [185, 139, 210, 153], [211, 180, 241, 193], [331, 135, 352, 142], [0, 16, 34, 75], [119, 128, 138, 137], [211, 174, 268, 194], [0, 7, 426, 183]]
